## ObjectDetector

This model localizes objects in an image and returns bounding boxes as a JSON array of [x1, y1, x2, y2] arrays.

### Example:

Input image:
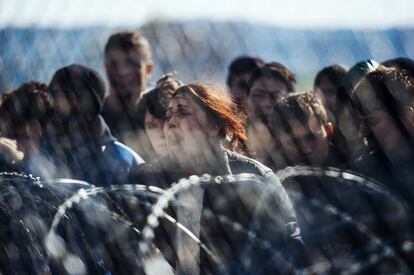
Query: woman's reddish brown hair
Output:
[[173, 83, 247, 153]]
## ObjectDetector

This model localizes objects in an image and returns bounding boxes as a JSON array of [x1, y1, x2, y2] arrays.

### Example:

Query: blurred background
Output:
[[0, 0, 413, 92]]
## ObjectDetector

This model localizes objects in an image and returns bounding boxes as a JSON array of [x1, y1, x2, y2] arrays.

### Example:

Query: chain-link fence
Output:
[[1, 3, 414, 275], [1, 21, 413, 93]]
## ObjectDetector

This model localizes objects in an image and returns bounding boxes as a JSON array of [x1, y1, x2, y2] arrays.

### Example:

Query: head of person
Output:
[[49, 64, 106, 122], [342, 60, 380, 94], [247, 62, 296, 123], [382, 57, 414, 78], [104, 31, 153, 102], [164, 83, 246, 168], [314, 64, 347, 112], [226, 55, 264, 107], [351, 66, 414, 155], [0, 81, 52, 155], [273, 92, 333, 166], [136, 73, 181, 158], [324, 60, 380, 155]]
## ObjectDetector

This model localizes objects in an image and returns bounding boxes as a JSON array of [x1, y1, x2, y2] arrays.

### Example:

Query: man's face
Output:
[[105, 48, 151, 100], [314, 77, 338, 112], [229, 73, 251, 107], [247, 77, 288, 122], [277, 117, 329, 166]]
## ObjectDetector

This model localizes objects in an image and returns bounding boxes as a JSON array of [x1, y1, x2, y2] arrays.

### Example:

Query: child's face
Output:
[[144, 111, 167, 157]]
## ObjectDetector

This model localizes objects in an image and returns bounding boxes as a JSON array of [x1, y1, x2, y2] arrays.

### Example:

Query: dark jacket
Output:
[[130, 147, 282, 187], [283, 170, 412, 266], [50, 116, 144, 186], [101, 100, 158, 161], [130, 146, 307, 272], [352, 148, 414, 210], [101, 98, 143, 143]]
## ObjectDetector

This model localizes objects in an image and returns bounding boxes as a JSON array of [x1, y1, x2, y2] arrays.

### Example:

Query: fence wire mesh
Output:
[[1, 2, 414, 274]]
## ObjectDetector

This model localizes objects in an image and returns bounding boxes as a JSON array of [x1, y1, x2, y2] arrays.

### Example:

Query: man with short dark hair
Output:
[[102, 31, 154, 144], [48, 64, 144, 186], [273, 91, 347, 168], [226, 55, 264, 111], [247, 62, 297, 124], [244, 62, 296, 167], [314, 64, 347, 113]]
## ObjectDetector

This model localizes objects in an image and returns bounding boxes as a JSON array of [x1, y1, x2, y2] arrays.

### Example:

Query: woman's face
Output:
[[144, 111, 167, 157], [164, 92, 216, 165], [356, 82, 406, 154], [49, 83, 72, 118], [49, 81, 96, 120]]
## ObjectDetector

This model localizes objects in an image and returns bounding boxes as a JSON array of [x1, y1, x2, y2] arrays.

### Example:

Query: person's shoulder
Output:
[[107, 141, 145, 165], [133, 157, 164, 173], [352, 149, 383, 175], [129, 157, 173, 188], [325, 143, 351, 168], [139, 86, 156, 97], [101, 95, 130, 121], [225, 149, 275, 178]]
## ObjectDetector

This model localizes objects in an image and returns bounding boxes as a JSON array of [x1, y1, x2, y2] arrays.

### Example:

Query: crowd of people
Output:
[[1, 30, 414, 273]]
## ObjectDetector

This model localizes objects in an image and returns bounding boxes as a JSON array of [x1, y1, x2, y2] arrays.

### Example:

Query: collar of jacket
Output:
[[156, 143, 233, 181], [71, 115, 116, 156], [90, 115, 116, 146]]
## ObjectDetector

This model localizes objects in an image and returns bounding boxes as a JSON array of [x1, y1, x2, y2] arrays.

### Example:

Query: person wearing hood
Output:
[[48, 64, 144, 186]]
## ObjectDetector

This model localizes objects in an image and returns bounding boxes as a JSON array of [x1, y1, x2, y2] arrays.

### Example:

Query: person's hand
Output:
[[0, 137, 24, 163]]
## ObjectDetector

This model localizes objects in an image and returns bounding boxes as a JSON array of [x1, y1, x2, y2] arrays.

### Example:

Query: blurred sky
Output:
[[0, 0, 413, 29]]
